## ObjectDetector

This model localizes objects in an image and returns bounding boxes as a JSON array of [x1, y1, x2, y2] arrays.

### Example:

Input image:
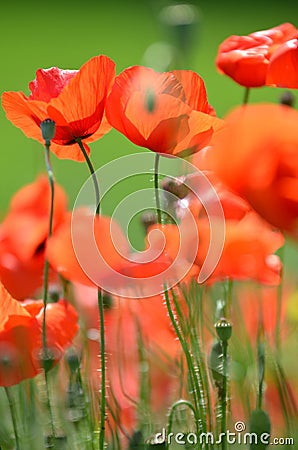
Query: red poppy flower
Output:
[[267, 38, 298, 88], [216, 23, 298, 87], [209, 103, 298, 237], [0, 176, 67, 299], [0, 282, 78, 386], [2, 55, 115, 161], [105, 66, 222, 156]]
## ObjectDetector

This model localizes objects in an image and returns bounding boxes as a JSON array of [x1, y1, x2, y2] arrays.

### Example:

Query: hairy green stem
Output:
[[42, 141, 56, 441], [42, 142, 54, 351], [164, 287, 205, 442], [221, 340, 228, 450], [167, 400, 198, 449], [76, 138, 105, 450], [5, 387, 20, 450]]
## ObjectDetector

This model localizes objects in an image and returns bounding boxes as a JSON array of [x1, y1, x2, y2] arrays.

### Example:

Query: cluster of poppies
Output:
[[0, 20, 297, 443]]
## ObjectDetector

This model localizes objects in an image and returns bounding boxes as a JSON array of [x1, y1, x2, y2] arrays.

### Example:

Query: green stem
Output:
[[257, 343, 265, 410], [154, 153, 162, 224], [42, 142, 54, 351], [42, 141, 56, 441], [166, 400, 198, 450], [171, 287, 208, 433], [275, 244, 284, 354], [243, 87, 250, 105], [5, 387, 20, 450], [223, 279, 233, 318], [76, 138, 100, 215], [221, 340, 228, 450], [163, 287, 204, 440], [76, 138, 106, 450]]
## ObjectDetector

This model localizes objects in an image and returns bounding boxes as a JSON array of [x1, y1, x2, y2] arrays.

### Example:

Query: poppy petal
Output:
[[48, 55, 115, 134], [29, 67, 78, 102], [0, 283, 29, 331], [172, 70, 211, 113], [2, 92, 48, 142]]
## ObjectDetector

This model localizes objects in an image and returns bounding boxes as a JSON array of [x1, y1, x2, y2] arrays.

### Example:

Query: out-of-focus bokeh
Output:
[[1, 0, 297, 215]]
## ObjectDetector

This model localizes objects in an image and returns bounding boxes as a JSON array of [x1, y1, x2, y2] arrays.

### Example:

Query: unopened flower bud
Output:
[[141, 210, 157, 232], [215, 318, 232, 342], [249, 409, 271, 449], [40, 118, 56, 143], [65, 348, 81, 373], [161, 176, 190, 199], [280, 90, 295, 108]]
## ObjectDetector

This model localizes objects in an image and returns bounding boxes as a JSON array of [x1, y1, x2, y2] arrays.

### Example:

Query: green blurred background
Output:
[[1, 0, 298, 220]]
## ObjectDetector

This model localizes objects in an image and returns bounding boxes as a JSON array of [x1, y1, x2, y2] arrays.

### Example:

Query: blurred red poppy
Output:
[[47, 208, 130, 287], [0, 282, 78, 386], [216, 23, 298, 87], [2, 55, 115, 161], [209, 103, 298, 237], [0, 176, 67, 299], [105, 66, 222, 156], [176, 173, 284, 284]]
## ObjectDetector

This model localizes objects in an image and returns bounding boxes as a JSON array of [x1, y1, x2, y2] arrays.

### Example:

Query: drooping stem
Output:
[[154, 153, 162, 224], [5, 387, 20, 450], [243, 87, 250, 105], [76, 138, 105, 450], [167, 400, 198, 449]]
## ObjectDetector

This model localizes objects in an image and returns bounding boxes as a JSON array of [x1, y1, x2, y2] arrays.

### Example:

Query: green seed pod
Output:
[[40, 118, 56, 143], [215, 318, 232, 342]]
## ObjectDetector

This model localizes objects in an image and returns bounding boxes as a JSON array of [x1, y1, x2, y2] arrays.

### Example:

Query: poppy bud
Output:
[[37, 348, 58, 372], [161, 177, 190, 199], [215, 318, 232, 342], [40, 118, 56, 143], [279, 90, 296, 107], [65, 348, 81, 373], [249, 409, 271, 450], [141, 210, 157, 232]]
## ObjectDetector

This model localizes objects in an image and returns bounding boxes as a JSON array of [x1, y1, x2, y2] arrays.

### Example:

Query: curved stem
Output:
[[154, 153, 162, 224], [42, 141, 56, 440], [42, 142, 55, 350], [76, 138, 105, 450], [5, 387, 20, 450], [167, 400, 198, 449], [76, 139, 100, 215], [163, 287, 204, 435]]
